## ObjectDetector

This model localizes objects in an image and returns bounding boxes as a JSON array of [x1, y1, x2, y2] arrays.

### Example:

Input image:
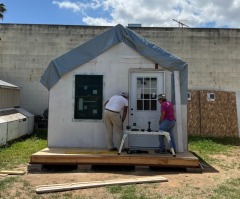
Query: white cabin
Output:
[[41, 24, 188, 152]]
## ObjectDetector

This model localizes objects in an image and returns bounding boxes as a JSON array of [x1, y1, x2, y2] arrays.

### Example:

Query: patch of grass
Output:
[[188, 136, 238, 154], [188, 136, 239, 163], [0, 177, 17, 198], [217, 159, 239, 171], [107, 185, 156, 199], [0, 177, 17, 190], [107, 185, 124, 194], [0, 129, 47, 170], [211, 177, 240, 199]]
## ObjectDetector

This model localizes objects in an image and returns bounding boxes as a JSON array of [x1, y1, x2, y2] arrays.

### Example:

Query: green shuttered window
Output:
[[74, 75, 103, 119]]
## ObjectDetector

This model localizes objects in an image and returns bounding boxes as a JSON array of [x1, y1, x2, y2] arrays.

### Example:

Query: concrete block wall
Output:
[[0, 24, 108, 115], [1, 24, 240, 115], [135, 28, 240, 92]]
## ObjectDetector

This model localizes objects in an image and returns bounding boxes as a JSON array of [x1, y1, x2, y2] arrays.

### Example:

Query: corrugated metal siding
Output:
[[0, 88, 20, 109]]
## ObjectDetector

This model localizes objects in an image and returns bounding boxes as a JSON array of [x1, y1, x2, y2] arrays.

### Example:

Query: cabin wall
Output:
[[48, 43, 174, 148]]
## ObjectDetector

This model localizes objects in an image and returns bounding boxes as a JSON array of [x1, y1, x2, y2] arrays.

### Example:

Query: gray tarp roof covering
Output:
[[40, 24, 188, 104]]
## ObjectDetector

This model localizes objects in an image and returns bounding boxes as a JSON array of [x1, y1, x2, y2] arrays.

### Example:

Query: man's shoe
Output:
[[108, 148, 118, 151]]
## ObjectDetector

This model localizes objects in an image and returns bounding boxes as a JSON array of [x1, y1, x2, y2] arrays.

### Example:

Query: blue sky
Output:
[[1, 0, 240, 28]]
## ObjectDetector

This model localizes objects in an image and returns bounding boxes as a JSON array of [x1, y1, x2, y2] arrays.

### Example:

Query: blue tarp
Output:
[[40, 24, 188, 104]]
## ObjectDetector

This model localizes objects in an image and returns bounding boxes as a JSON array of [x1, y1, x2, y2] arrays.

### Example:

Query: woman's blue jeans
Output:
[[158, 119, 176, 152]]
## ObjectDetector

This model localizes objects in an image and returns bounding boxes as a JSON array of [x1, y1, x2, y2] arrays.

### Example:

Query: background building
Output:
[[0, 24, 240, 137]]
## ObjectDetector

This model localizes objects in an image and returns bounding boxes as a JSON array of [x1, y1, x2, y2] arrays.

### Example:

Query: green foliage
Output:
[[0, 3, 6, 20], [0, 129, 47, 170]]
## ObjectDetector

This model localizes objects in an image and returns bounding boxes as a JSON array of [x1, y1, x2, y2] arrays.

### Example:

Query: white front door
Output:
[[128, 71, 165, 149]]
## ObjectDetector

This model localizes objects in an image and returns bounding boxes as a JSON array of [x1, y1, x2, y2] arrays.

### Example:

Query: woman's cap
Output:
[[158, 94, 166, 100]]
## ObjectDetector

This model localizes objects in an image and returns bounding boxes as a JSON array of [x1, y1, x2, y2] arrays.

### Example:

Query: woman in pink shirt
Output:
[[156, 94, 176, 154]]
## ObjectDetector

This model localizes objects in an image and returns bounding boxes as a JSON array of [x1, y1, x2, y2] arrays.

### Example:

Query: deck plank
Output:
[[30, 148, 199, 168]]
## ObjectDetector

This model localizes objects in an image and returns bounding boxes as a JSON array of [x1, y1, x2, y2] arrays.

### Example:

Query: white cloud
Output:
[[52, 1, 82, 13], [83, 16, 115, 26], [52, 0, 101, 13], [53, 0, 240, 28]]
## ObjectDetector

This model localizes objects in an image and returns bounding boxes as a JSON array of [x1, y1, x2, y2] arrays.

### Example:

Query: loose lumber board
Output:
[[36, 176, 168, 194], [0, 170, 26, 175], [0, 174, 8, 177]]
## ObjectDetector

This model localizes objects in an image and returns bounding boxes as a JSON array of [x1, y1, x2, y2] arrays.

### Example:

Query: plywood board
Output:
[[36, 176, 168, 193], [188, 90, 238, 137], [0, 170, 26, 175], [187, 90, 201, 135]]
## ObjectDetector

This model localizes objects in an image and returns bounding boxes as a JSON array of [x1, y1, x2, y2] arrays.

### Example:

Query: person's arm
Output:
[[121, 106, 128, 123], [160, 111, 165, 122]]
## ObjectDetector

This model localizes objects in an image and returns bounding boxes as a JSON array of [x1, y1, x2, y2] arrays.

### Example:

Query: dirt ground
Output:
[[1, 148, 240, 199]]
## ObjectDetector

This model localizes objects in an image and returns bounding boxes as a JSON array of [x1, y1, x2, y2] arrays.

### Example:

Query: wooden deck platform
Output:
[[30, 148, 200, 168]]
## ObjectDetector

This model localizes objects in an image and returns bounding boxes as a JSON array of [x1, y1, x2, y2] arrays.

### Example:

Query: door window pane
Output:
[[137, 100, 143, 110], [136, 77, 157, 111], [144, 100, 149, 110], [150, 100, 157, 110]]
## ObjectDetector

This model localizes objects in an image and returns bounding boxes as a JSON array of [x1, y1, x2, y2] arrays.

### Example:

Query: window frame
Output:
[[74, 74, 103, 120]]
